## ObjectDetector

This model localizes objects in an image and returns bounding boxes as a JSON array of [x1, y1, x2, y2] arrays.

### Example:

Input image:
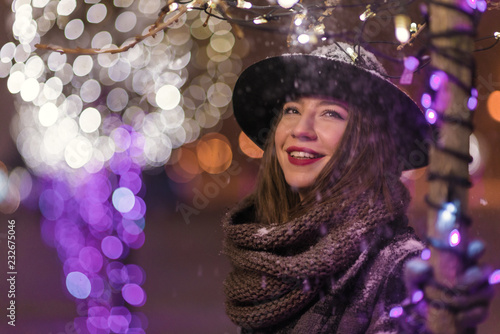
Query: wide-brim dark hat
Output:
[[232, 42, 431, 170]]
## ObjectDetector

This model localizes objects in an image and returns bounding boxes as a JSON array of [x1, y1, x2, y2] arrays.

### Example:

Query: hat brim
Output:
[[232, 55, 430, 170]]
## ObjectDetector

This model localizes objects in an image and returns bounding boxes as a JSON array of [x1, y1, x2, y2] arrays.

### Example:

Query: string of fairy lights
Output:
[[0, 0, 500, 333]]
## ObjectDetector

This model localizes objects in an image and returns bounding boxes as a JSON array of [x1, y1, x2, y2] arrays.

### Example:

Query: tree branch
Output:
[[35, 0, 203, 55]]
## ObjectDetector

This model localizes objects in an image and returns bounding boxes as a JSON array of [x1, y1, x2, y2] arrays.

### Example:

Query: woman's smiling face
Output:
[[274, 96, 349, 199]]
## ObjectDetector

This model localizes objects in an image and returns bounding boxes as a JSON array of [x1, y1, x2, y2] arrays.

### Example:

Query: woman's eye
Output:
[[324, 110, 345, 120], [283, 107, 299, 115]]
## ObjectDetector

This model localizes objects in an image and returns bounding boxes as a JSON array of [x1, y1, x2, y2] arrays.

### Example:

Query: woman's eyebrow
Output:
[[318, 100, 349, 110]]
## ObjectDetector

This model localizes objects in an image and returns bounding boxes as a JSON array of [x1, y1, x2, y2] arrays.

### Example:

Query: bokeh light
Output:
[[487, 90, 500, 122], [449, 229, 461, 247], [122, 283, 146, 306], [3, 2, 241, 331], [196, 134, 232, 174], [239, 131, 264, 159], [102, 236, 124, 260], [66, 271, 92, 299]]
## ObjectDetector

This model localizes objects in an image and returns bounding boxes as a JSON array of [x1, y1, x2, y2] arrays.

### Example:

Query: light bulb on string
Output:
[[421, 93, 432, 109], [449, 229, 461, 247], [236, 0, 252, 9], [359, 5, 376, 21], [425, 109, 437, 124], [253, 16, 268, 25], [394, 14, 411, 43], [477, 0, 487, 12], [278, 0, 299, 9]]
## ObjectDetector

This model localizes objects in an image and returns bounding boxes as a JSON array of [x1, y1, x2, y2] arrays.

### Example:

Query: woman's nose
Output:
[[291, 115, 317, 140]]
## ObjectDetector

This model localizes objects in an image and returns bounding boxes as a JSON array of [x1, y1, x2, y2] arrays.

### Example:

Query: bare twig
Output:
[[35, 0, 204, 55], [216, 0, 245, 39], [397, 22, 427, 50]]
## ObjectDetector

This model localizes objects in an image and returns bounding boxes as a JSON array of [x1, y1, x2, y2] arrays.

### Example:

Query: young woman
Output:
[[222, 42, 489, 333]]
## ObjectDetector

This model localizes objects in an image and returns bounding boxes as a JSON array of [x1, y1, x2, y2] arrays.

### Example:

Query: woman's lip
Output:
[[287, 154, 325, 166], [285, 146, 321, 155]]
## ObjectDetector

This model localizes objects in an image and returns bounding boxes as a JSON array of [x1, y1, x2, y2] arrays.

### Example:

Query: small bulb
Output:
[[494, 32, 500, 40], [345, 47, 358, 63], [253, 17, 268, 25], [412, 290, 424, 303], [389, 306, 403, 318], [468, 96, 478, 110], [359, 5, 376, 21], [294, 14, 305, 26], [169, 2, 179, 11], [429, 71, 448, 91], [278, 0, 299, 9], [449, 229, 461, 247], [297, 34, 310, 44], [421, 93, 432, 109], [477, 0, 487, 12], [466, 0, 476, 9], [425, 109, 437, 124], [237, 0, 252, 8], [421, 248, 431, 261], [410, 22, 418, 34], [489, 269, 500, 285], [395, 14, 411, 43]]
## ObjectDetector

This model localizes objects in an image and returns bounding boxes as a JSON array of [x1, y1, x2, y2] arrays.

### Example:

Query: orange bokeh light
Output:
[[238, 131, 263, 159], [487, 90, 500, 122], [196, 133, 233, 174]]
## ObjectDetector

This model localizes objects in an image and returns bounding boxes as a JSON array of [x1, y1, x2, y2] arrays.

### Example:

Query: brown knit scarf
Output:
[[222, 181, 410, 331]]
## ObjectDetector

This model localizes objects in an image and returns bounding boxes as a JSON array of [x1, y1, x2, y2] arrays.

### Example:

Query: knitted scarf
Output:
[[222, 181, 410, 331]]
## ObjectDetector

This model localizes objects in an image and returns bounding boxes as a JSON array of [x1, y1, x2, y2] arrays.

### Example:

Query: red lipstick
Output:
[[285, 146, 325, 166]]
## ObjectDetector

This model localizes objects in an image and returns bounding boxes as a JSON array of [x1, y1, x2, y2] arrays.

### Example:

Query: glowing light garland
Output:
[[1, 0, 241, 331]]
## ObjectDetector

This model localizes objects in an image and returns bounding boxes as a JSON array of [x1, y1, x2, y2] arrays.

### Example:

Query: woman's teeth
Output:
[[289, 151, 321, 159]]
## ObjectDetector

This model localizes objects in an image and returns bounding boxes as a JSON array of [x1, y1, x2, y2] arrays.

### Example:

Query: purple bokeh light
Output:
[[126, 264, 146, 285], [108, 307, 132, 333], [421, 248, 431, 261], [412, 290, 424, 303], [102, 235, 124, 259], [429, 71, 447, 91], [110, 153, 133, 175], [404, 56, 419, 71], [66, 271, 92, 299], [425, 109, 438, 124], [79, 246, 104, 273], [87, 306, 110, 331], [449, 229, 461, 247], [119, 171, 142, 194], [122, 218, 146, 236], [112, 187, 135, 213], [107, 261, 129, 287], [111, 127, 132, 152], [489, 269, 500, 285], [477, 0, 487, 11], [122, 283, 146, 307], [39, 189, 65, 220], [121, 196, 146, 220], [389, 306, 403, 318], [466, 0, 476, 9], [421, 93, 432, 109], [468, 96, 478, 110]]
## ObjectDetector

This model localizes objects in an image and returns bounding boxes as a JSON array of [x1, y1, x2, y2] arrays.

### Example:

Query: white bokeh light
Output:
[[156, 85, 181, 110], [79, 107, 102, 133], [39, 102, 59, 127]]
